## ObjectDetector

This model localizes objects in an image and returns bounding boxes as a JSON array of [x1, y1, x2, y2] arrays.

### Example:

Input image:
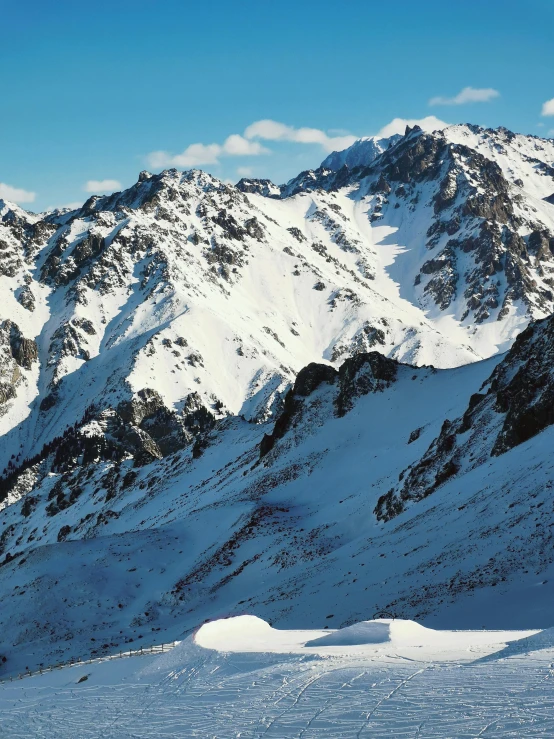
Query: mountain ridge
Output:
[[1, 122, 553, 473]]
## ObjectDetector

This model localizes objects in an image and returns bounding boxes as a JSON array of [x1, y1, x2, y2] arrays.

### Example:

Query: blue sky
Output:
[[1, 0, 553, 211]]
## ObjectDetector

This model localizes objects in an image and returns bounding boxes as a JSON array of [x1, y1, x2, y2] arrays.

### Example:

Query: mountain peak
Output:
[[320, 133, 401, 172]]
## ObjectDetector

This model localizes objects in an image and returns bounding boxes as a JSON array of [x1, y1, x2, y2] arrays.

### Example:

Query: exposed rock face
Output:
[[260, 352, 398, 456], [235, 178, 282, 198], [335, 351, 398, 416], [0, 385, 218, 506], [0, 321, 38, 410], [41, 232, 107, 286], [117, 388, 193, 458], [181, 391, 216, 436], [7, 323, 38, 370], [260, 363, 338, 457], [331, 322, 387, 362], [118, 388, 166, 426], [16, 285, 35, 311], [375, 312, 554, 521], [491, 318, 554, 455]]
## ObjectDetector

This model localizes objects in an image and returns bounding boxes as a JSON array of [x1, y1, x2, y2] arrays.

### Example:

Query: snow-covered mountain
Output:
[[1, 123, 554, 676], [2, 123, 554, 474]]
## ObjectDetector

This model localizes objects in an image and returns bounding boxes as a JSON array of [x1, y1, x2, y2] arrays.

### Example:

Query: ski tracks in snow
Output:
[[2, 654, 554, 737]]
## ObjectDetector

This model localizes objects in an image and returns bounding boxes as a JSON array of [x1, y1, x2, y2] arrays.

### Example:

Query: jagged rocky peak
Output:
[[45, 168, 246, 231], [235, 178, 282, 198], [260, 352, 399, 457], [375, 311, 554, 522], [337, 124, 554, 324], [320, 133, 402, 171], [1, 199, 54, 271]]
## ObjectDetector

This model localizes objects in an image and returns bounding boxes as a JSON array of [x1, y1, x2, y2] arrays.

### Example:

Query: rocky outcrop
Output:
[[491, 318, 554, 455], [117, 388, 216, 458], [335, 352, 398, 416], [375, 313, 554, 521], [235, 178, 282, 198], [331, 322, 387, 362], [8, 324, 38, 370], [260, 352, 398, 456], [260, 363, 338, 457], [16, 285, 35, 311], [41, 232, 107, 286], [0, 321, 38, 409]]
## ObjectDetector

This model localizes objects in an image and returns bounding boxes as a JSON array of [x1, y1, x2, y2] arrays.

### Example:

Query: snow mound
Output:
[[191, 615, 541, 663], [304, 619, 431, 647], [194, 615, 273, 651], [475, 625, 554, 663], [192, 615, 513, 659]]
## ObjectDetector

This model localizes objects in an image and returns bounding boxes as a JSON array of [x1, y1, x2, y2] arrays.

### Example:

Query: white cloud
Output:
[[244, 119, 356, 153], [146, 120, 356, 169], [148, 144, 221, 168], [222, 134, 267, 157], [147, 135, 268, 169], [236, 166, 254, 177], [376, 116, 449, 138], [542, 98, 554, 116], [84, 179, 122, 193], [429, 87, 500, 106], [0, 182, 36, 204]]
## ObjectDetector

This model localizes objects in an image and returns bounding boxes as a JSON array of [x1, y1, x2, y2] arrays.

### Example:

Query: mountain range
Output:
[[1, 122, 554, 676]]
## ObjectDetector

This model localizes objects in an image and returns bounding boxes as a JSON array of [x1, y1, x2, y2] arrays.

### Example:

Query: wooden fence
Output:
[[0, 640, 179, 684]]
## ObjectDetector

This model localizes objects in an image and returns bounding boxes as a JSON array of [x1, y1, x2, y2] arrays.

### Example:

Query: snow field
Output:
[[1, 616, 553, 738]]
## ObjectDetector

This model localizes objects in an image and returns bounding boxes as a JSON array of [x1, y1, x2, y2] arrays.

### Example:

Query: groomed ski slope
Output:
[[1, 615, 554, 738]]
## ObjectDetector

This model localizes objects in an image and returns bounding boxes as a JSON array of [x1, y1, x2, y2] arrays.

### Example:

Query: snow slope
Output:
[[1, 616, 553, 738], [3, 330, 554, 676]]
